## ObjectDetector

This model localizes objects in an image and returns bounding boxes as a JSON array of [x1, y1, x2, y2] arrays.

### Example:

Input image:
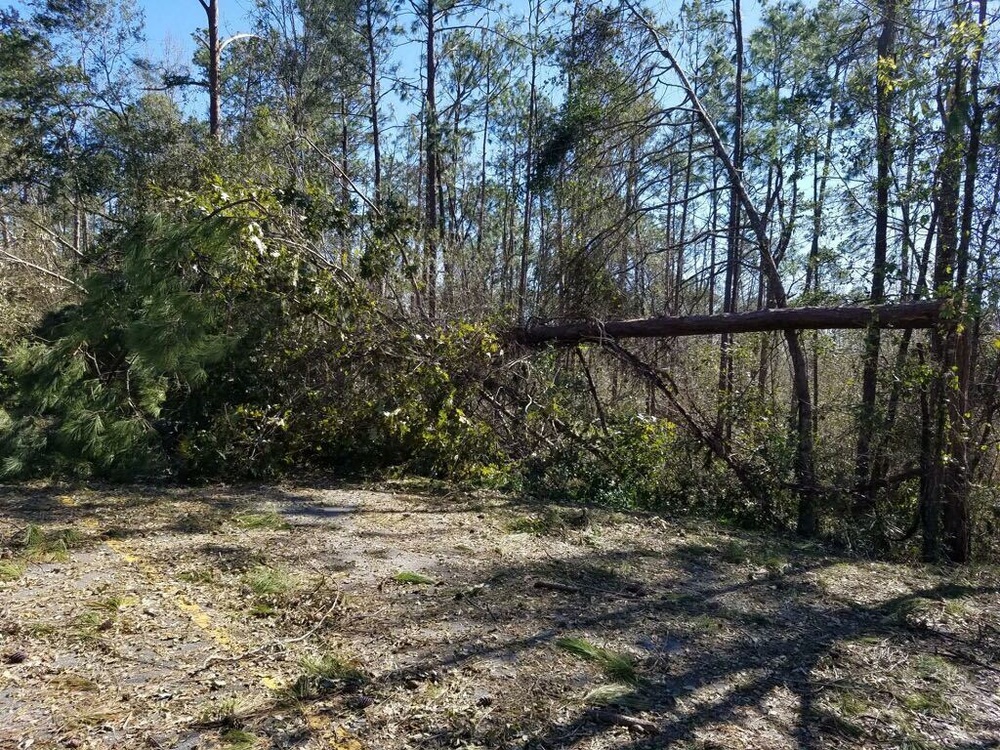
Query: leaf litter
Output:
[[0, 483, 998, 749]]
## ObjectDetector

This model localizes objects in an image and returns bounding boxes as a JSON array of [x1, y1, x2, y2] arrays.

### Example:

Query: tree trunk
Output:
[[424, 0, 438, 318], [364, 0, 382, 204], [200, 0, 221, 139], [511, 302, 940, 345], [518, 0, 540, 322], [854, 0, 896, 518], [717, 0, 744, 442]]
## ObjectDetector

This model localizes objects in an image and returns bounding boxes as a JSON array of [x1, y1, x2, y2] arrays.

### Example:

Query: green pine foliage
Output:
[[0, 183, 276, 479], [0, 178, 505, 482]]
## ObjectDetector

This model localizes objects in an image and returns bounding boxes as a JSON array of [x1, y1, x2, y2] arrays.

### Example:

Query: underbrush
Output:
[[520, 414, 794, 529]]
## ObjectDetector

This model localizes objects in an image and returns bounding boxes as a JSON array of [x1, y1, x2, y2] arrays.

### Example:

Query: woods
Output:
[[1, 0, 999, 563]]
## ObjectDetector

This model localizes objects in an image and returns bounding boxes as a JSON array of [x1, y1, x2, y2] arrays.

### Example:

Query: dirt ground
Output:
[[1, 483, 998, 750]]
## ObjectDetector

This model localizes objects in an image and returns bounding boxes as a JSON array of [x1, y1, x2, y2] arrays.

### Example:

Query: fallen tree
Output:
[[511, 302, 941, 346]]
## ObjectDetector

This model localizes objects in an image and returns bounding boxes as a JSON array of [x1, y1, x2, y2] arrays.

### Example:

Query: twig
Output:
[[282, 592, 342, 644], [0, 248, 86, 291], [533, 579, 582, 594], [589, 709, 658, 733], [190, 593, 342, 674], [938, 648, 1000, 674]]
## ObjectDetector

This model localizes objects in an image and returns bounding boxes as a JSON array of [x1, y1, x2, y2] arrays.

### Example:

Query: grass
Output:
[[812, 707, 865, 739], [197, 696, 249, 727], [27, 621, 58, 637], [889, 597, 936, 628], [249, 602, 277, 617], [220, 728, 258, 748], [51, 673, 99, 692], [718, 539, 787, 571], [242, 565, 293, 596], [903, 690, 951, 715], [21, 524, 84, 562], [914, 653, 954, 682], [72, 610, 113, 638], [234, 511, 289, 531], [506, 507, 590, 536], [288, 652, 365, 699], [583, 683, 648, 708], [719, 540, 748, 564], [688, 614, 726, 633], [832, 689, 870, 718], [0, 559, 25, 581], [87, 594, 136, 613], [393, 570, 435, 585], [179, 567, 217, 584], [675, 542, 718, 561], [175, 512, 229, 533], [506, 509, 561, 536], [555, 637, 638, 684]]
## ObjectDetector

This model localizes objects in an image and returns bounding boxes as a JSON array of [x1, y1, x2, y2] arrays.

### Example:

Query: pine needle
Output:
[[555, 636, 638, 684]]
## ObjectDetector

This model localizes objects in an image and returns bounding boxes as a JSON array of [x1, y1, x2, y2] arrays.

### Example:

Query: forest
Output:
[[1, 0, 1000, 746], [1, 0, 996, 562], [2, 0, 999, 563]]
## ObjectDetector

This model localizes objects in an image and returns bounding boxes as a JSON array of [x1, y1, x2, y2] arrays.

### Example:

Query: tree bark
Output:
[[854, 0, 895, 518], [629, 4, 820, 535], [424, 0, 438, 318], [364, 0, 382, 204], [518, 0, 540, 322], [511, 302, 940, 345], [717, 0, 744, 441], [200, 0, 221, 139]]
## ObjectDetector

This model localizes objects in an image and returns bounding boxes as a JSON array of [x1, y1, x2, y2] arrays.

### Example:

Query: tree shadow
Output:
[[360, 545, 1000, 750]]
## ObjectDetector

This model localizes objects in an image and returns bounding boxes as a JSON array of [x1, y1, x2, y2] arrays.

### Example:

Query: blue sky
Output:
[[142, 0, 254, 65]]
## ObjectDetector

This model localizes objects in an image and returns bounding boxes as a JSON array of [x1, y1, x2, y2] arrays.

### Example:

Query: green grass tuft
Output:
[[583, 683, 648, 708], [393, 571, 435, 585], [220, 728, 258, 748], [903, 690, 950, 715], [506, 510, 560, 536], [21, 525, 83, 562], [555, 636, 638, 684], [179, 567, 217, 584], [0, 560, 25, 581], [288, 652, 365, 699], [242, 565, 292, 596], [234, 511, 289, 531]]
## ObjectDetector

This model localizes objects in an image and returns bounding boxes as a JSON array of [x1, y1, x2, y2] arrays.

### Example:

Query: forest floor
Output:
[[1, 484, 999, 750]]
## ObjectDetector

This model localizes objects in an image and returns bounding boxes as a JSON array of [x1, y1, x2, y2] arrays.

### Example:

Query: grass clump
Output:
[[21, 524, 84, 562], [0, 559, 25, 581], [507, 508, 562, 536], [234, 511, 288, 531], [220, 728, 258, 748], [583, 683, 648, 708], [288, 652, 365, 699], [393, 571, 435, 585], [242, 565, 292, 596], [889, 597, 936, 628], [913, 653, 954, 682], [52, 673, 99, 692], [903, 690, 950, 715], [72, 611, 112, 639], [506, 507, 589, 536], [87, 594, 136, 613], [720, 540, 748, 564], [179, 567, 217, 584], [832, 689, 869, 718], [555, 636, 638, 684], [173, 512, 226, 533], [197, 696, 251, 727]]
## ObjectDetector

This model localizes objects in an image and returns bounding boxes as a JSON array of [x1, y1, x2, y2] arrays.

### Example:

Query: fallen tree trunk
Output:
[[511, 302, 941, 346]]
